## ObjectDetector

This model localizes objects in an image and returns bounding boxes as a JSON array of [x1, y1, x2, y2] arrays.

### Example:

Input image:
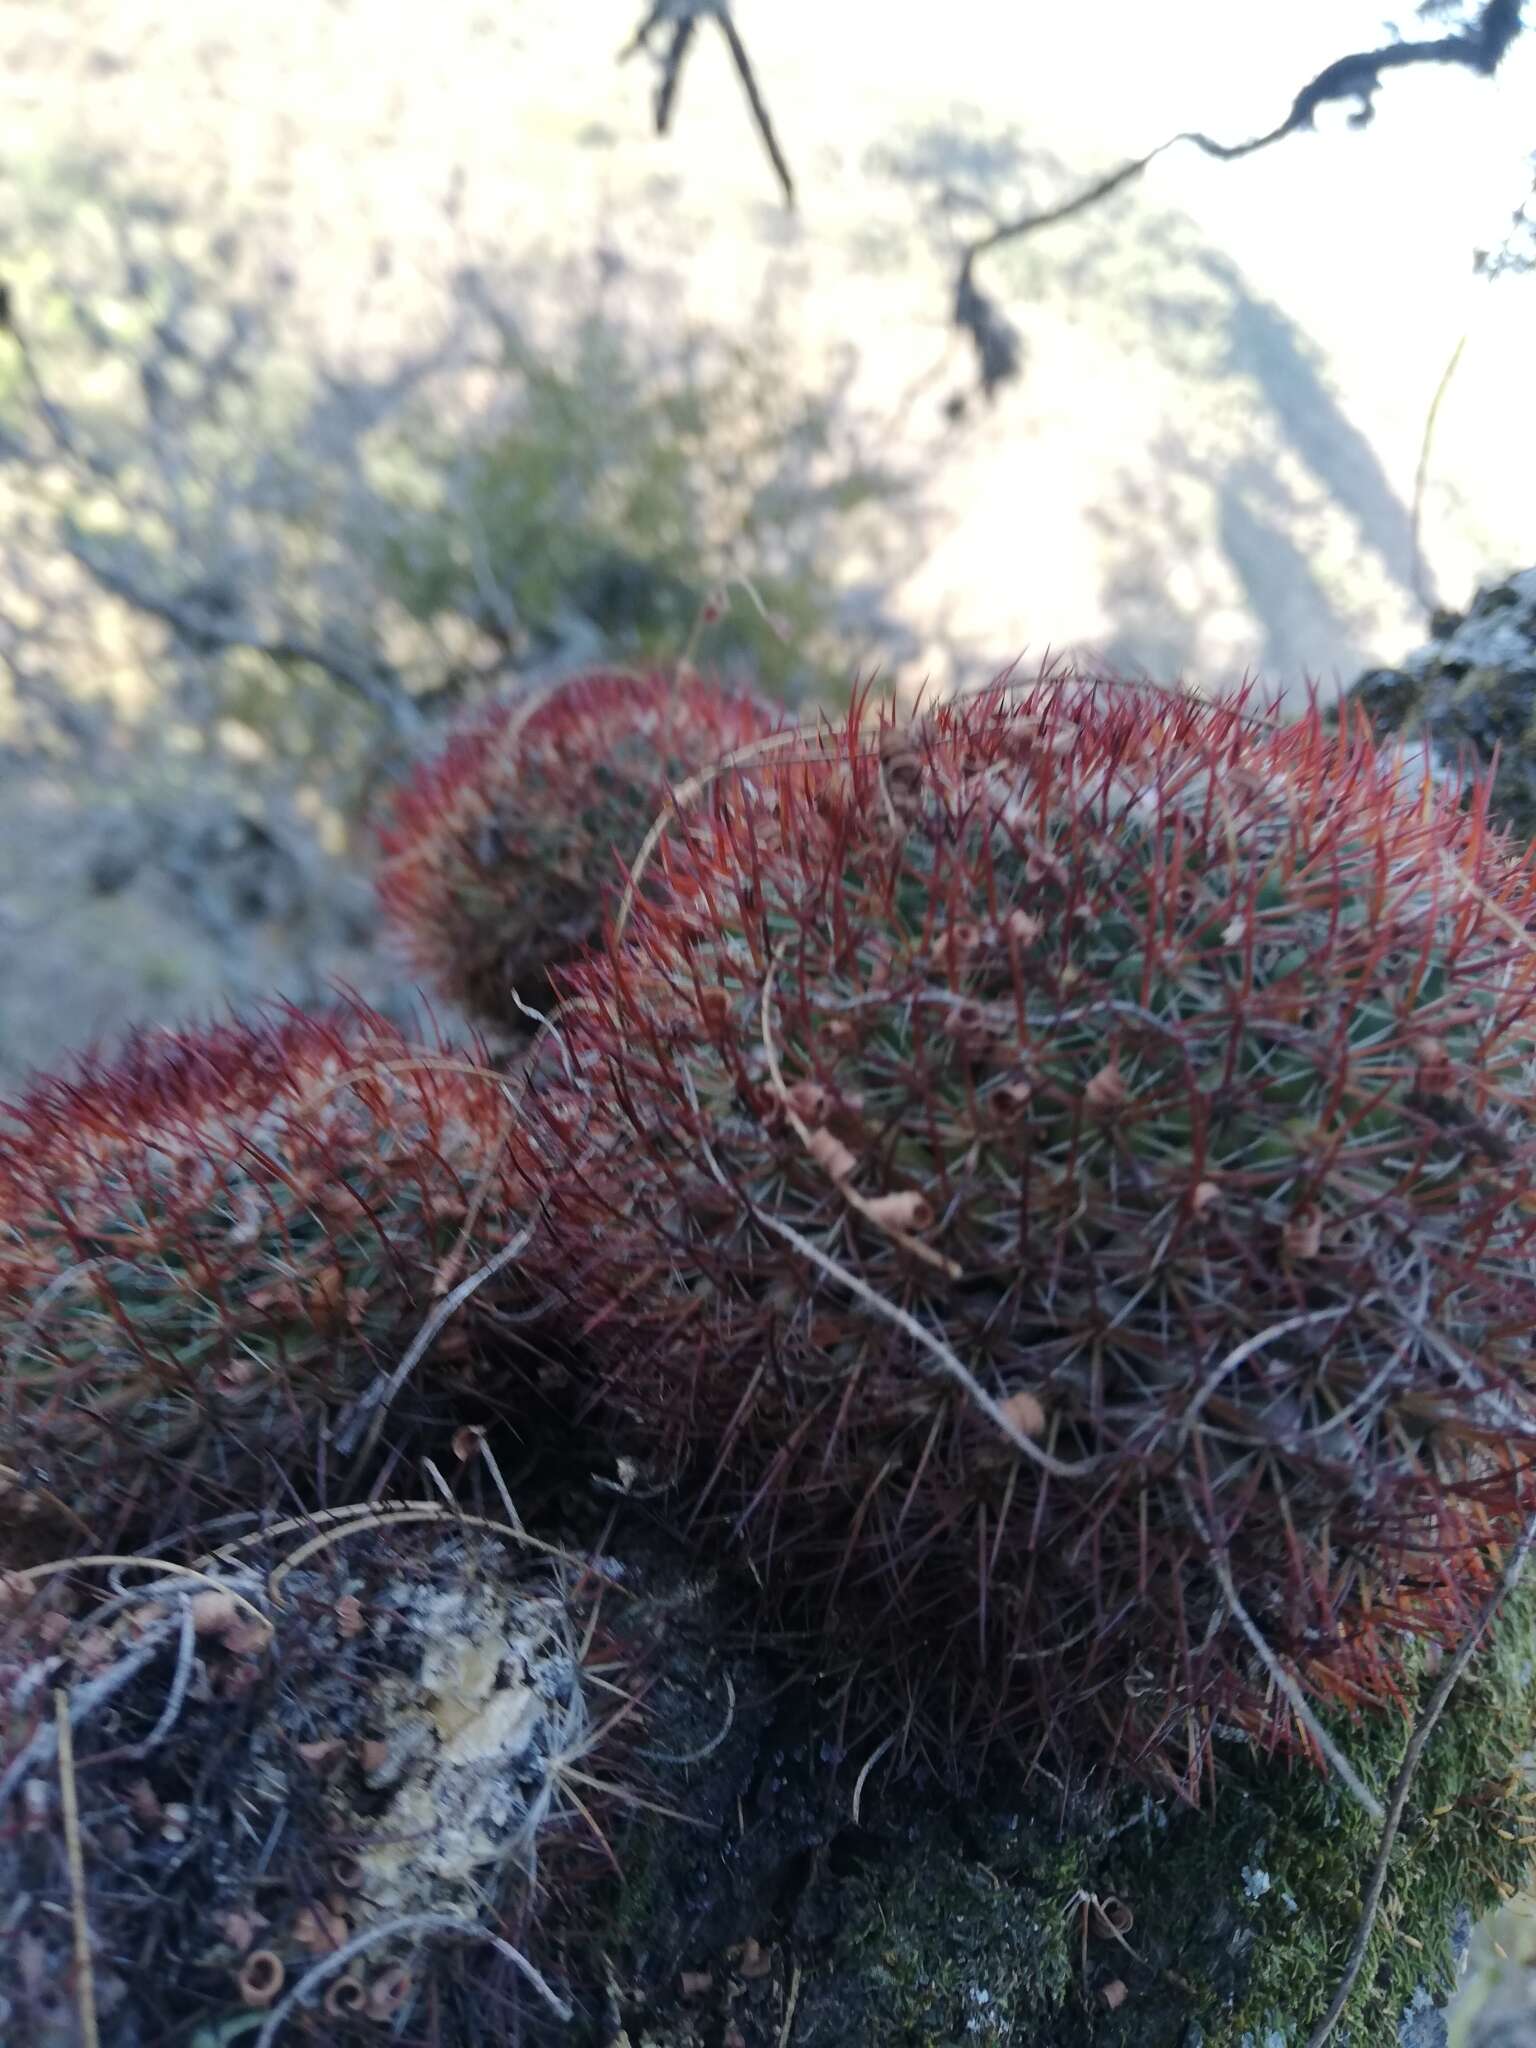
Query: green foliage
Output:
[[370, 310, 904, 705]]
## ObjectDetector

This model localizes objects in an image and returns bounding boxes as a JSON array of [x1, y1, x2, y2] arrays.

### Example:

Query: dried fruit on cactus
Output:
[[0, 1003, 525, 1537], [531, 674, 1536, 1790], [377, 667, 781, 1030]]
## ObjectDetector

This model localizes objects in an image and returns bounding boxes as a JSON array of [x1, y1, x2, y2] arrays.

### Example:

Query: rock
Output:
[[1345, 568, 1536, 841], [598, 1549, 1536, 2048]]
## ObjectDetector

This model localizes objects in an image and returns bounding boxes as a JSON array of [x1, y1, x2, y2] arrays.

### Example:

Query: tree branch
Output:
[[63, 536, 425, 741], [955, 0, 1526, 394], [622, 2, 795, 208]]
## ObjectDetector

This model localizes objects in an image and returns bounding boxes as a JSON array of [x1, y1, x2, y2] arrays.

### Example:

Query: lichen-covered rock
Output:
[[0, 1515, 624, 2045], [1347, 568, 1536, 841]]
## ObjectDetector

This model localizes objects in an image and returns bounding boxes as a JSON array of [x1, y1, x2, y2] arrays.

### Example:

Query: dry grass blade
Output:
[[55, 1686, 101, 2048], [1206, 1547, 1384, 1822], [251, 1910, 572, 2042], [750, 1207, 1093, 1478], [1302, 1509, 1536, 2048], [331, 1221, 536, 1461], [265, 1500, 584, 1602], [612, 721, 831, 946]]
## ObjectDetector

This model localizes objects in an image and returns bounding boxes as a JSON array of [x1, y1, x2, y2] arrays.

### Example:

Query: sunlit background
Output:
[[5, 0, 1528, 690]]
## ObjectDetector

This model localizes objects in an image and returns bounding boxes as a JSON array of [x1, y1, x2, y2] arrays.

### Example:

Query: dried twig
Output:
[[1302, 1509, 1536, 2048], [62, 538, 423, 739], [638, 1671, 738, 1766], [252, 1911, 572, 2042], [1206, 1547, 1384, 1822], [952, 1, 1525, 393], [777, 1959, 803, 2048], [265, 1502, 578, 1603], [55, 1687, 101, 2048], [330, 1222, 536, 1462], [622, 3, 795, 206], [748, 1207, 1093, 1477], [850, 1731, 895, 1824]]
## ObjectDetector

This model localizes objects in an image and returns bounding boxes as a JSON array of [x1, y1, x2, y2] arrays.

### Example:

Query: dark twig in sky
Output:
[[623, 3, 795, 208], [954, 0, 1526, 394], [64, 539, 425, 739]]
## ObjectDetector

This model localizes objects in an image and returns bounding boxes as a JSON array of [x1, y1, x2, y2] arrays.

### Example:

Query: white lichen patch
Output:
[[337, 1552, 586, 1920]]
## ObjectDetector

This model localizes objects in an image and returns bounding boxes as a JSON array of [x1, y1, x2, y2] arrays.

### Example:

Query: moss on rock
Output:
[[625, 1580, 1536, 2048]]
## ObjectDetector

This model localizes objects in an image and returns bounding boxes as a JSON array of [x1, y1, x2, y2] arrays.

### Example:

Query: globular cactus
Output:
[[526, 674, 1536, 1792], [377, 667, 781, 1031], [0, 1002, 527, 1541], [1, 1513, 627, 2044]]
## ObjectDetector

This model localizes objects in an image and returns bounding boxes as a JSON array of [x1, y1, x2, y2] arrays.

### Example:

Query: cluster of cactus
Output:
[[377, 667, 779, 1031], [0, 1001, 526, 1541], [1, 1514, 623, 2042], [523, 678, 1536, 1789], [10, 656, 1536, 2040]]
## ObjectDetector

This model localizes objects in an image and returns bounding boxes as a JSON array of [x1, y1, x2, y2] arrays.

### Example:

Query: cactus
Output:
[[376, 667, 781, 1031], [0, 1002, 527, 1540], [526, 674, 1536, 1792], [0, 1514, 626, 2044]]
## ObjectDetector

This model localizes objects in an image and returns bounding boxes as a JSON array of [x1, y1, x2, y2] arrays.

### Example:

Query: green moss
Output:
[[1083, 1586, 1536, 2046], [820, 1589, 1536, 2048], [829, 1827, 1088, 2045]]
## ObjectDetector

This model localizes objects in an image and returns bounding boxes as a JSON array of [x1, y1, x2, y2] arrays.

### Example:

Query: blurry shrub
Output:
[[364, 285, 909, 707], [0, 150, 919, 807]]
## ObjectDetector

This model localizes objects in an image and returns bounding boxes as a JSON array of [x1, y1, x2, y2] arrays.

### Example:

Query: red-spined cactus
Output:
[[0, 1003, 526, 1539], [377, 668, 781, 1031], [528, 675, 1536, 1791]]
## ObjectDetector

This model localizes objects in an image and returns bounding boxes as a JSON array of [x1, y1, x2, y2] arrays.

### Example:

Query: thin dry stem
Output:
[[1207, 1547, 1384, 1822], [252, 1911, 572, 2043], [777, 1959, 804, 2048], [638, 1671, 738, 1767], [332, 1221, 536, 1461], [750, 1208, 1095, 1478], [263, 1501, 585, 1603], [1304, 1509, 1536, 2047], [850, 1731, 895, 1823], [55, 1686, 101, 2048]]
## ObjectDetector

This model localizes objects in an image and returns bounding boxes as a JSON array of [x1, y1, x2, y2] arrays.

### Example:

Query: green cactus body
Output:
[[528, 675, 1536, 1791], [377, 668, 780, 1031], [0, 1002, 524, 1538]]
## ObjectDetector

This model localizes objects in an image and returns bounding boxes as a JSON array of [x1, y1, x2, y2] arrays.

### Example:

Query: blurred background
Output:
[[0, 0, 1531, 1067], [1, 3, 1535, 2035]]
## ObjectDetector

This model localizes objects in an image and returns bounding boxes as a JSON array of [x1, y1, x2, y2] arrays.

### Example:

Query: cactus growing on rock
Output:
[[0, 1002, 527, 1540], [377, 667, 780, 1031], [527, 674, 1536, 1791]]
